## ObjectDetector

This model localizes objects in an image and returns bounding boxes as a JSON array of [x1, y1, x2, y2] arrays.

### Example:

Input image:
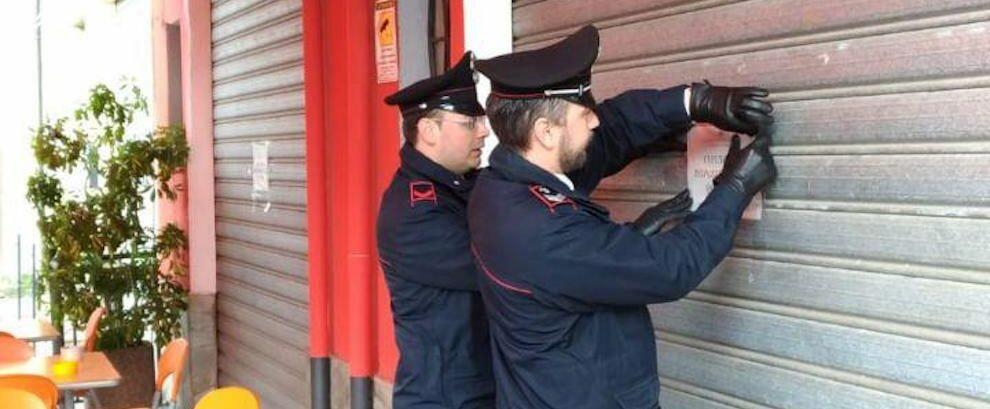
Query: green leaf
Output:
[[27, 81, 189, 351]]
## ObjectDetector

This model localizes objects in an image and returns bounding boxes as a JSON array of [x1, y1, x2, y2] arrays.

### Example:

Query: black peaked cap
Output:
[[385, 52, 485, 118], [476, 25, 600, 108]]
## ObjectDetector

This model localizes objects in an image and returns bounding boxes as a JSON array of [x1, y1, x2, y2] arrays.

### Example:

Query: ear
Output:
[[532, 117, 559, 151], [417, 117, 441, 146]]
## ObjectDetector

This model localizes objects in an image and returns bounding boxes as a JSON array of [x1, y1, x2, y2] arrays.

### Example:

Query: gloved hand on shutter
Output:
[[690, 82, 773, 135], [631, 189, 693, 236], [714, 123, 777, 200]]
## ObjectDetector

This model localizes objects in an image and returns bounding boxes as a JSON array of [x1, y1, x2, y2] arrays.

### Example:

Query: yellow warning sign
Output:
[[375, 0, 398, 83], [378, 11, 395, 46]]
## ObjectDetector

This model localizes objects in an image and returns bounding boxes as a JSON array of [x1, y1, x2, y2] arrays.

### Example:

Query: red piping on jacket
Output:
[[471, 245, 532, 295]]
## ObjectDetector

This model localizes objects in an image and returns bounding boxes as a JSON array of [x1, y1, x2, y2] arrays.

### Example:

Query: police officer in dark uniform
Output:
[[468, 25, 777, 409], [378, 52, 494, 408]]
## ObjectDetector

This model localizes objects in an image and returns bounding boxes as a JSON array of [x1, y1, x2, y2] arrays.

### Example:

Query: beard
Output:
[[558, 131, 588, 173]]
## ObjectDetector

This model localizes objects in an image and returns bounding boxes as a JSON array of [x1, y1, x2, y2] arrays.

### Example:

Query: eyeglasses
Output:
[[433, 116, 484, 131]]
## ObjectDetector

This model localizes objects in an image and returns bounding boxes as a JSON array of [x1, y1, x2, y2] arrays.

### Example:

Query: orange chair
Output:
[[194, 386, 260, 409], [115, 338, 189, 409], [74, 307, 106, 405], [0, 375, 57, 409], [0, 333, 33, 362], [151, 338, 189, 408], [81, 307, 106, 352], [0, 387, 47, 409]]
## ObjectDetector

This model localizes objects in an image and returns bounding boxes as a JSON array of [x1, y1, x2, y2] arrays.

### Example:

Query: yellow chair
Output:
[[195, 386, 261, 409], [194, 387, 260, 409], [0, 375, 57, 409], [0, 387, 47, 409]]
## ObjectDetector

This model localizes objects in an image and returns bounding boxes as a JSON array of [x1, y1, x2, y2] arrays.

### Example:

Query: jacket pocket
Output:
[[614, 376, 660, 409], [393, 339, 444, 406], [441, 348, 494, 408]]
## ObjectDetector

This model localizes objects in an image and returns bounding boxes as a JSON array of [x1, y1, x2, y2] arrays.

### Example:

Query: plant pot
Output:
[[88, 343, 156, 409]]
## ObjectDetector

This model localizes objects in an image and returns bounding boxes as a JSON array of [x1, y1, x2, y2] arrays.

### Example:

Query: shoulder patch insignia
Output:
[[529, 185, 577, 214], [409, 181, 438, 206]]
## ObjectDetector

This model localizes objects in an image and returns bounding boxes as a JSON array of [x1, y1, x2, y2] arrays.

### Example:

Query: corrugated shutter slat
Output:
[[514, 0, 990, 407], [212, 1, 308, 407]]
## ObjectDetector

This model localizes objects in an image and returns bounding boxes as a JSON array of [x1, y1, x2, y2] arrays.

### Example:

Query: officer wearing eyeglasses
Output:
[[377, 52, 494, 408]]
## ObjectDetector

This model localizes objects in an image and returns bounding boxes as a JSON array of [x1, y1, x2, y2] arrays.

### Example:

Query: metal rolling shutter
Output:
[[212, 1, 309, 407], [514, 1, 990, 408]]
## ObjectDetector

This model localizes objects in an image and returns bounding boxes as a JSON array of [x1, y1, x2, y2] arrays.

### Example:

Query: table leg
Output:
[[62, 390, 73, 408], [87, 389, 103, 409]]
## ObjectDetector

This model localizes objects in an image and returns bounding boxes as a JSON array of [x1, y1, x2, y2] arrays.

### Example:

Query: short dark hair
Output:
[[485, 95, 568, 152], [401, 109, 444, 146]]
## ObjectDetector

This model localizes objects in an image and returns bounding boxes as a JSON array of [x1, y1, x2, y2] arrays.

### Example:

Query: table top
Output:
[[0, 352, 121, 391], [0, 319, 61, 343]]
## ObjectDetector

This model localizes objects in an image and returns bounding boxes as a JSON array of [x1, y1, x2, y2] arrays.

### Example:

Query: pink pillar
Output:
[[152, 0, 215, 295], [153, 0, 186, 288]]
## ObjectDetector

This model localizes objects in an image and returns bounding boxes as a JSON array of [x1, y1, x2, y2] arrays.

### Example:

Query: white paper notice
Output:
[[251, 141, 271, 213], [686, 124, 763, 220], [252, 141, 270, 192]]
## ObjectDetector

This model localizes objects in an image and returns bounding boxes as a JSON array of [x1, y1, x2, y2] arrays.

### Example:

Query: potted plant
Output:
[[26, 83, 189, 408]]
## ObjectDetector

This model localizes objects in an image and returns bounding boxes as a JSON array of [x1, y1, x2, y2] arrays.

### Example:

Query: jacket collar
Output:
[[487, 145, 583, 199], [487, 145, 612, 217], [400, 143, 475, 194]]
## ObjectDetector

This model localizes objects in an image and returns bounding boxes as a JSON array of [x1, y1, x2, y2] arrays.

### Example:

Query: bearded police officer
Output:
[[378, 52, 494, 408], [468, 25, 776, 409]]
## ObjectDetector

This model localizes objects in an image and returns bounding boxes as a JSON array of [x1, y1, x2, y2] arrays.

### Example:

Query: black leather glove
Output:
[[631, 189, 693, 236], [714, 124, 777, 199], [690, 82, 773, 135]]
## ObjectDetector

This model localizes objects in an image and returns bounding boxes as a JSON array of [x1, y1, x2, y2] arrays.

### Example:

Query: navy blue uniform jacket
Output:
[[377, 145, 494, 408], [467, 87, 751, 409]]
